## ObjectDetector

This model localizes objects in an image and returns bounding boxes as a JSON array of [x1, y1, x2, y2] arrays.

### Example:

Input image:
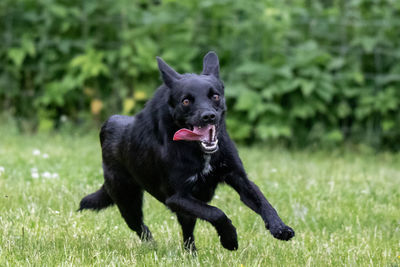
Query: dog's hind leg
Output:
[[176, 213, 197, 252], [103, 165, 153, 241]]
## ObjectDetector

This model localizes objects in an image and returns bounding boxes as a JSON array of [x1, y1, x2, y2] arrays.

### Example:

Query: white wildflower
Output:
[[42, 172, 52, 178], [32, 149, 41, 156], [42, 153, 49, 159], [31, 167, 39, 179], [60, 115, 67, 123], [293, 202, 308, 221], [271, 168, 277, 173], [52, 173, 59, 179]]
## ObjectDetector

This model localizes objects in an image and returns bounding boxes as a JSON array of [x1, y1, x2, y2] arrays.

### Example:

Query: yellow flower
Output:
[[90, 99, 103, 115]]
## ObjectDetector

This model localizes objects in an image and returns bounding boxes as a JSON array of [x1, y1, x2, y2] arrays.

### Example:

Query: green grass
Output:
[[0, 126, 399, 266]]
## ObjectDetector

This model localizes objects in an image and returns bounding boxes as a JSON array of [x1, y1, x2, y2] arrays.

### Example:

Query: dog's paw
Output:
[[140, 225, 154, 242], [220, 232, 238, 250], [218, 224, 238, 250], [269, 224, 295, 241], [183, 239, 197, 254]]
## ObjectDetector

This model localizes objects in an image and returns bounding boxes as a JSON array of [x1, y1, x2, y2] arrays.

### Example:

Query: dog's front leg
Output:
[[225, 172, 295, 241], [165, 194, 238, 250]]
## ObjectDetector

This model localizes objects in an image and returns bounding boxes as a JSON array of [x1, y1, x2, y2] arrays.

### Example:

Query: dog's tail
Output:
[[78, 185, 114, 212]]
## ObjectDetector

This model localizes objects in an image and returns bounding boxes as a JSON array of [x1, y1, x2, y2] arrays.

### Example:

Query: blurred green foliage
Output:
[[1, 0, 400, 149]]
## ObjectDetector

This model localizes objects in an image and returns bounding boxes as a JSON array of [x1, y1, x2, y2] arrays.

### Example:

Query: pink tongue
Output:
[[173, 125, 214, 142]]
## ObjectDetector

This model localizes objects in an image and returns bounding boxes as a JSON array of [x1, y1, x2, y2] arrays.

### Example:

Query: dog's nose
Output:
[[201, 111, 216, 123]]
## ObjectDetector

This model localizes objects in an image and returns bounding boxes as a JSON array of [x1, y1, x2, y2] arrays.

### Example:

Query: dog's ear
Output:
[[156, 57, 182, 88], [202, 51, 219, 78]]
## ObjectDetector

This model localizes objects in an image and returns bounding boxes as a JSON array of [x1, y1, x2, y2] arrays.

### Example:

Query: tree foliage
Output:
[[1, 0, 400, 149]]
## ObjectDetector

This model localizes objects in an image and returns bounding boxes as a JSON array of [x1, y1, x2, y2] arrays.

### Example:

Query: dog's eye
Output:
[[182, 99, 190, 106], [212, 94, 220, 101]]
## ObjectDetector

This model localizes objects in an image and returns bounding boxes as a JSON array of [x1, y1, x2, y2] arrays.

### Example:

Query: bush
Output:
[[1, 0, 400, 149]]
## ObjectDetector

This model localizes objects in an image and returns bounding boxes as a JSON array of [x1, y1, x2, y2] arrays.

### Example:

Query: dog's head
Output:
[[157, 51, 226, 154]]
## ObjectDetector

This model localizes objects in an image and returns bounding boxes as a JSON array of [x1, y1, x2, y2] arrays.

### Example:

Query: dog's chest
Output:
[[202, 154, 212, 175], [186, 155, 213, 184]]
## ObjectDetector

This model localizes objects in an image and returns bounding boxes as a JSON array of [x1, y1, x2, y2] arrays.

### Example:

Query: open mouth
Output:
[[173, 125, 219, 154], [198, 125, 218, 153]]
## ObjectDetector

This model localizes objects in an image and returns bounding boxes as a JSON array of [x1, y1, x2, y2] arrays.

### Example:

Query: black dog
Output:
[[79, 51, 294, 251]]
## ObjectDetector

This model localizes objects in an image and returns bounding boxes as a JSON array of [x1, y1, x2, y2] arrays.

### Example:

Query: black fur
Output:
[[79, 51, 294, 251]]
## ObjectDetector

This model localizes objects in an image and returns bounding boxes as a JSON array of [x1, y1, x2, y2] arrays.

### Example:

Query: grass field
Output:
[[0, 125, 399, 266]]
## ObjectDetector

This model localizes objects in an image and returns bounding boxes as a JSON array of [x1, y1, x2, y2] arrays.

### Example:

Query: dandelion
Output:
[[32, 149, 41, 156]]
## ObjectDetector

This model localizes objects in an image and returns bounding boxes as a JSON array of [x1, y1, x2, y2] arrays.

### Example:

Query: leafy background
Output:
[[1, 0, 400, 150]]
